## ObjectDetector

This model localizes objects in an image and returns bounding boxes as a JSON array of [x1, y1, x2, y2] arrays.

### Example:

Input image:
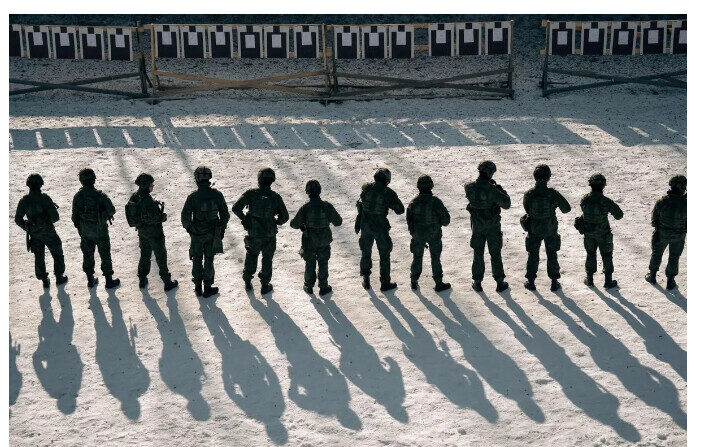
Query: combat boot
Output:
[[524, 279, 536, 291], [164, 279, 179, 292], [410, 279, 418, 290], [496, 280, 509, 293], [105, 276, 120, 289], [244, 279, 253, 291], [550, 279, 561, 292], [87, 274, 97, 288], [362, 275, 371, 290], [471, 280, 483, 292], [261, 283, 274, 295], [380, 282, 397, 292], [319, 285, 333, 297], [434, 282, 451, 292], [303, 285, 314, 294], [645, 271, 657, 284], [202, 285, 219, 298], [41, 277, 50, 289], [195, 281, 203, 297], [603, 274, 618, 289], [584, 274, 594, 287], [666, 276, 677, 291], [56, 275, 68, 286], [139, 277, 149, 289]]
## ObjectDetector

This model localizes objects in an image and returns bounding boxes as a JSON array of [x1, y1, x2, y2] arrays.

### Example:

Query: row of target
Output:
[[10, 25, 135, 60], [547, 20, 687, 55]]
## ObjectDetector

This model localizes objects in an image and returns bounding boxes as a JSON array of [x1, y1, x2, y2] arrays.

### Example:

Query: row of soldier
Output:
[[13, 163, 686, 298]]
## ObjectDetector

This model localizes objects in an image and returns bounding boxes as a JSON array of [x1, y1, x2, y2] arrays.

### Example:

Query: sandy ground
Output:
[[9, 18, 686, 446]]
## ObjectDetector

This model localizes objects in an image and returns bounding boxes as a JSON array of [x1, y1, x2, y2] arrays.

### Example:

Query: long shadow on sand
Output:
[[368, 289, 498, 422], [249, 292, 362, 431], [417, 289, 544, 422], [142, 289, 210, 421], [654, 283, 687, 313], [32, 287, 84, 414], [200, 296, 288, 444], [313, 298, 408, 422], [480, 290, 640, 441], [10, 332, 22, 410], [90, 288, 150, 420]]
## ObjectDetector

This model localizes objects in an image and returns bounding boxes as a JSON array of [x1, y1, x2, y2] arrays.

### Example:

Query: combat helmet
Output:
[[478, 161, 497, 176], [194, 166, 212, 183], [669, 175, 687, 192], [135, 173, 155, 188], [533, 164, 551, 181], [417, 174, 434, 190], [374, 168, 391, 184], [26, 173, 44, 189], [305, 179, 322, 197], [79, 168, 96, 186], [258, 167, 276, 184], [588, 173, 607, 188]]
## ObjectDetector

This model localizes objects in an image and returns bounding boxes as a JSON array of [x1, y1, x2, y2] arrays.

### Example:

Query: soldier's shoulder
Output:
[[465, 180, 476, 189], [524, 187, 537, 197], [128, 191, 141, 202], [361, 182, 373, 192], [431, 195, 445, 206]]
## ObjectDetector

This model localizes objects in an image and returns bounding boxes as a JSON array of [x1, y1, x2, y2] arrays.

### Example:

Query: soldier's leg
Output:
[[600, 233, 615, 276], [487, 231, 506, 282], [377, 232, 394, 284], [152, 236, 172, 282], [409, 237, 425, 281], [317, 246, 331, 289], [32, 239, 48, 280], [584, 236, 598, 275], [544, 234, 562, 279], [191, 238, 205, 284], [428, 237, 443, 283], [137, 235, 153, 279], [359, 229, 375, 277], [259, 236, 276, 285], [648, 231, 666, 274], [665, 237, 685, 279], [243, 236, 261, 281], [96, 235, 114, 277], [303, 249, 317, 288], [45, 231, 66, 277], [203, 239, 215, 286], [525, 234, 541, 280], [470, 232, 487, 282], [80, 237, 97, 277]]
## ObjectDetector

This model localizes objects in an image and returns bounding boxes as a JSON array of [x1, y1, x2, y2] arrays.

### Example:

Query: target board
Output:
[[362, 25, 388, 59], [456, 22, 481, 56], [10, 24, 25, 57], [107, 28, 133, 61], [51, 26, 78, 59], [293, 25, 319, 58], [610, 21, 637, 55], [238, 25, 263, 58], [581, 22, 606, 55], [264, 26, 289, 58], [429, 23, 454, 56], [155, 25, 179, 58], [335, 26, 361, 59], [79, 27, 105, 60], [671, 21, 686, 54], [485, 21, 511, 55], [549, 21, 576, 55], [208, 25, 234, 58], [180, 26, 205, 58], [389, 25, 413, 58]]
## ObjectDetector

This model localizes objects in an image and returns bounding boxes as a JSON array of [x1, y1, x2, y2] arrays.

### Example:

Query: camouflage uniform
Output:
[[181, 167, 230, 297], [15, 174, 67, 287], [232, 168, 288, 293], [290, 180, 342, 295]]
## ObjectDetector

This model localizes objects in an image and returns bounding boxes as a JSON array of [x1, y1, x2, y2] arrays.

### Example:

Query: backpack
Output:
[[411, 196, 438, 227], [305, 202, 330, 229], [529, 190, 552, 220], [125, 195, 140, 228]]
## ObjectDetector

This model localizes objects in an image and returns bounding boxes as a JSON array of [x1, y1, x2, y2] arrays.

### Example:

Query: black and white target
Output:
[[107, 28, 133, 61], [581, 22, 606, 55], [208, 25, 233, 58], [181, 26, 205, 58], [238, 25, 263, 58], [389, 25, 413, 58], [485, 22, 511, 55], [429, 23, 454, 57], [293, 25, 319, 58], [155, 25, 179, 58], [335, 26, 360, 59], [264, 26, 289, 58], [26, 26, 50, 58], [639, 21, 666, 54], [10, 24, 25, 58], [456, 22, 481, 56], [671, 21, 686, 54], [549, 22, 575, 55], [362, 26, 387, 59], [610, 21, 637, 55], [79, 27, 104, 60], [52, 26, 78, 59]]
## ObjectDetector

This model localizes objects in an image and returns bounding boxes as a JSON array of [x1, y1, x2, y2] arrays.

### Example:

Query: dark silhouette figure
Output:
[[142, 289, 211, 421], [249, 292, 361, 431], [89, 289, 150, 420], [200, 297, 288, 443], [540, 290, 686, 429], [33, 289, 83, 414], [368, 290, 498, 422], [313, 299, 408, 422], [480, 290, 640, 441], [10, 332, 22, 409], [417, 290, 544, 422]]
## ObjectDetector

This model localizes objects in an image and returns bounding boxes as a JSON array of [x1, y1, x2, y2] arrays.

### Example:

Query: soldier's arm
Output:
[[609, 198, 624, 220], [231, 192, 249, 221], [328, 203, 343, 227], [217, 192, 230, 229], [390, 189, 405, 215], [103, 193, 116, 219], [71, 194, 81, 228], [180, 195, 194, 232], [405, 201, 414, 232], [555, 190, 572, 214], [436, 197, 451, 226], [47, 196, 60, 223], [495, 186, 511, 210], [522, 191, 531, 213], [651, 201, 661, 227], [14, 199, 27, 230], [275, 194, 289, 226], [290, 205, 305, 230]]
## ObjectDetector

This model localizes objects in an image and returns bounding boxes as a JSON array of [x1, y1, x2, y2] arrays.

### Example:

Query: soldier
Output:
[[465, 161, 511, 293], [181, 166, 230, 298], [522, 165, 571, 292], [645, 175, 686, 290], [290, 180, 343, 296], [14, 174, 68, 288], [232, 167, 288, 294], [125, 173, 178, 292], [356, 168, 405, 291], [72, 168, 120, 289], [407, 175, 451, 292], [576, 173, 623, 289]]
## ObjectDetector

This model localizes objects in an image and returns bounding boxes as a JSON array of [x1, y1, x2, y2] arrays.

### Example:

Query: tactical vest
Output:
[[467, 182, 492, 210], [26, 197, 51, 228], [137, 195, 162, 226], [80, 189, 102, 225], [194, 192, 220, 225], [248, 190, 277, 221], [582, 194, 609, 226], [411, 196, 439, 226], [305, 202, 330, 229], [529, 190, 552, 220], [362, 184, 390, 215], [658, 196, 686, 231]]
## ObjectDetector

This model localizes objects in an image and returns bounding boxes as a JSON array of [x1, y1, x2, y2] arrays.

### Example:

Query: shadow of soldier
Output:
[[141, 289, 210, 422], [10, 332, 22, 411], [248, 291, 362, 431], [480, 290, 640, 442], [368, 289, 498, 422], [313, 299, 408, 423], [654, 283, 687, 313], [417, 289, 545, 423], [200, 296, 288, 444], [542, 290, 686, 430], [89, 288, 150, 421], [32, 287, 84, 415]]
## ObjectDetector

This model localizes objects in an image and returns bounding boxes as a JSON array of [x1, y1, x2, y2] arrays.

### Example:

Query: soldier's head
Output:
[[669, 175, 687, 194], [588, 173, 606, 192], [258, 167, 276, 188], [533, 164, 551, 183], [26, 173, 44, 191], [478, 161, 497, 180], [417, 175, 434, 193], [135, 173, 155, 192], [78, 168, 96, 187], [194, 166, 212, 186], [374, 168, 391, 186], [305, 179, 322, 198]]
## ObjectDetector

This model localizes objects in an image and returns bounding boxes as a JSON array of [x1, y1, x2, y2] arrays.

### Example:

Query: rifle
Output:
[[354, 200, 363, 234]]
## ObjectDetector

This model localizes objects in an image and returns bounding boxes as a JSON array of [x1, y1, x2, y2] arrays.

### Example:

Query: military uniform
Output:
[[126, 174, 178, 291], [465, 162, 511, 292], [181, 167, 230, 297], [72, 169, 119, 288], [646, 176, 686, 290], [15, 174, 67, 287], [232, 168, 288, 293], [522, 165, 571, 291], [290, 180, 342, 295], [407, 175, 451, 291], [357, 169, 404, 291]]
